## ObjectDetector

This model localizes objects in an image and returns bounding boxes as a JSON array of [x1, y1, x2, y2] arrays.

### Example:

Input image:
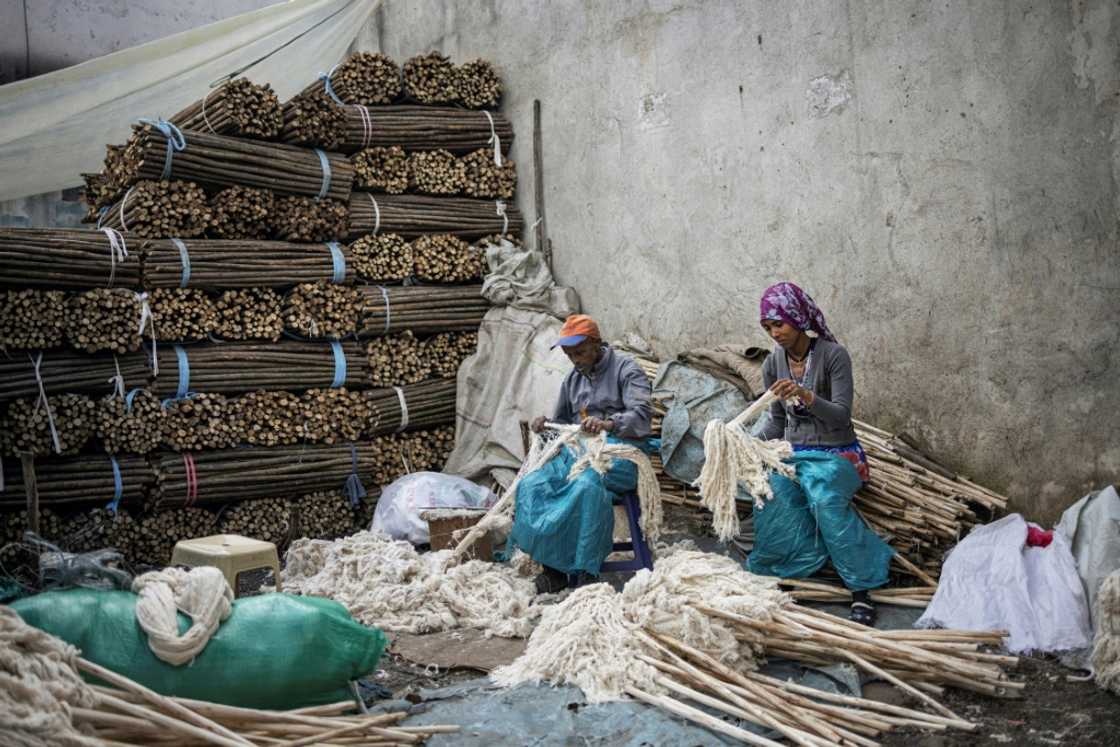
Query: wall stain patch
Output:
[[807, 70, 853, 118]]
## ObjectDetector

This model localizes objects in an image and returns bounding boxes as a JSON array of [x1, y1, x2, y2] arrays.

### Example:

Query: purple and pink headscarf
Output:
[[759, 282, 836, 343]]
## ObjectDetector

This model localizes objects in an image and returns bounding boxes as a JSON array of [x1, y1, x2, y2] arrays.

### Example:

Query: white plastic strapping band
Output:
[[483, 110, 503, 167], [496, 200, 508, 234], [100, 227, 128, 287], [392, 385, 409, 432], [367, 193, 381, 235], [30, 352, 62, 455], [136, 292, 158, 376]]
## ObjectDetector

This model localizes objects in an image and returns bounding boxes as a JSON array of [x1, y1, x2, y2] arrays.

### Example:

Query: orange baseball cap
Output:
[[552, 314, 600, 348]]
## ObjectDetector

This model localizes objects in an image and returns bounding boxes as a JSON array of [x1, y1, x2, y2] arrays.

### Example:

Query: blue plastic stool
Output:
[[599, 492, 654, 573]]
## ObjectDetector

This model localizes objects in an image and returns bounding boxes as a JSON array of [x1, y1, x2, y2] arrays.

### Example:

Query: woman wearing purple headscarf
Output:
[[751, 282, 894, 625]]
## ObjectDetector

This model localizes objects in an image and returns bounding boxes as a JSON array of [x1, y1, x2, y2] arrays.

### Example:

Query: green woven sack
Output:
[[12, 589, 385, 709]]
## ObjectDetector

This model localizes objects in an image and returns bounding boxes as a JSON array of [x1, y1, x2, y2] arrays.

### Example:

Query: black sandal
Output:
[[850, 591, 877, 626], [534, 566, 570, 594]]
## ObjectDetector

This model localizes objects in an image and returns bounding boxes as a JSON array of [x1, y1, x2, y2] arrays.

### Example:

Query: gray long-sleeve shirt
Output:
[[758, 339, 859, 447], [552, 345, 652, 439]]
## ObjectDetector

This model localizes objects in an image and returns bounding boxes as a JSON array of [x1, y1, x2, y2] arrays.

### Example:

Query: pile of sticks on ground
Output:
[[72, 657, 461, 746], [852, 420, 1008, 581], [629, 610, 1018, 746], [337, 106, 512, 155]]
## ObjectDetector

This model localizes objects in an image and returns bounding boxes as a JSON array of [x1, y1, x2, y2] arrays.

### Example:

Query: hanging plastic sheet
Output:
[[0, 0, 379, 201]]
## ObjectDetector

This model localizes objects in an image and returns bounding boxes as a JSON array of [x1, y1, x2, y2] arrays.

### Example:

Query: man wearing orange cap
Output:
[[511, 314, 653, 593]]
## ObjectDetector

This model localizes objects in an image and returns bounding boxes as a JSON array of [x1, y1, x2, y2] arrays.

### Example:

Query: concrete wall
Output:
[[371, 0, 1119, 522]]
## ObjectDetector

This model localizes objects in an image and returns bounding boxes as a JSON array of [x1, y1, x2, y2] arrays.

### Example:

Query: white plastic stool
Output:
[[171, 534, 281, 597]]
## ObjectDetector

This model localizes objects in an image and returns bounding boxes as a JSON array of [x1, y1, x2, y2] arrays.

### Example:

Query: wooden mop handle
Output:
[[730, 390, 779, 428]]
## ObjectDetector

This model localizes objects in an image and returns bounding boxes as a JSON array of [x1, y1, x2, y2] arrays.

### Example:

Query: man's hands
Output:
[[530, 415, 615, 434], [580, 416, 614, 434], [770, 379, 815, 406]]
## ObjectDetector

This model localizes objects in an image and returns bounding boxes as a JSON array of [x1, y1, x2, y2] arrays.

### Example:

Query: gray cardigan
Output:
[[758, 339, 859, 447]]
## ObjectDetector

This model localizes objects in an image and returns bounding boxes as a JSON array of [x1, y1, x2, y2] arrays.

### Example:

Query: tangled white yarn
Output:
[[132, 566, 234, 666], [491, 583, 658, 704], [282, 530, 542, 637], [694, 392, 796, 541], [492, 545, 790, 702], [1092, 569, 1120, 694], [0, 606, 101, 747]]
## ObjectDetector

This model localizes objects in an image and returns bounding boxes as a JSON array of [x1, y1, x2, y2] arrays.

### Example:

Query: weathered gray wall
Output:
[[371, 0, 1119, 522]]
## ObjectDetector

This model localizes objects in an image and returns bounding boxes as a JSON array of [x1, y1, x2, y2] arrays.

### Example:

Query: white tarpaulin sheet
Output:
[[917, 514, 1093, 654], [0, 0, 378, 201]]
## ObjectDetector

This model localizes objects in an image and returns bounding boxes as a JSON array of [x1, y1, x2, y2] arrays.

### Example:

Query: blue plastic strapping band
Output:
[[314, 149, 332, 200], [107, 456, 123, 514], [125, 388, 142, 413], [330, 340, 346, 388], [174, 345, 190, 399], [327, 241, 346, 283], [319, 65, 345, 105], [171, 238, 191, 288], [137, 117, 186, 179]]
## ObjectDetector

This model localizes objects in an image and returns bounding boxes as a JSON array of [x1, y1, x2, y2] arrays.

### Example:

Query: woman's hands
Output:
[[770, 379, 815, 406], [530, 416, 548, 433]]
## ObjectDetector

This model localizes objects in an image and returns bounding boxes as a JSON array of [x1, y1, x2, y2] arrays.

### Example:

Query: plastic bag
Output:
[[746, 451, 893, 591], [917, 514, 1093, 654], [371, 471, 497, 544], [12, 589, 386, 709]]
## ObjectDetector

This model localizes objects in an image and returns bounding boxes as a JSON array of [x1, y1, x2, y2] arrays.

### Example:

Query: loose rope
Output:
[[132, 566, 233, 666]]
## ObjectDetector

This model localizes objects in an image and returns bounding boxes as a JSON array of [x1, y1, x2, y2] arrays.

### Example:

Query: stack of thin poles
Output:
[[3, 51, 512, 569]]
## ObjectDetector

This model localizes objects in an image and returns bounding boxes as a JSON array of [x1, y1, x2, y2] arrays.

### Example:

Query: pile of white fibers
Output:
[[493, 547, 790, 703], [0, 606, 101, 747], [694, 418, 795, 541], [1092, 569, 1120, 694], [282, 530, 540, 637], [491, 583, 660, 704], [621, 547, 789, 668]]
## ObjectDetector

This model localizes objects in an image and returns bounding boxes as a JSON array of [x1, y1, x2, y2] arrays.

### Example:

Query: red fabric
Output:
[[1026, 526, 1053, 548]]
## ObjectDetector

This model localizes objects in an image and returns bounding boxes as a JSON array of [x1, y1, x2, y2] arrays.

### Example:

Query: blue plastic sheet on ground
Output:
[[654, 361, 749, 485], [509, 439, 637, 575], [748, 451, 893, 591]]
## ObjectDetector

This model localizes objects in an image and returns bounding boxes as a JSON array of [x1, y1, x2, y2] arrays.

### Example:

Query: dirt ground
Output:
[[880, 656, 1119, 747]]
